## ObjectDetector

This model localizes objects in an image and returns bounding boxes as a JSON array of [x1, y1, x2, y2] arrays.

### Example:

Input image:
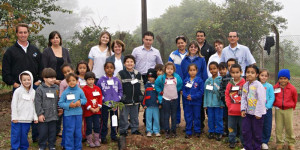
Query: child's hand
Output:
[[90, 108, 95, 113], [241, 111, 246, 117], [12, 120, 18, 123], [204, 107, 207, 110], [75, 100, 81, 107], [58, 109, 63, 116], [159, 105, 162, 109], [34, 120, 38, 124], [38, 115, 45, 122], [143, 106, 147, 109], [95, 107, 100, 113], [187, 95, 192, 101], [156, 100, 159, 104], [69, 101, 76, 108], [255, 116, 261, 119]]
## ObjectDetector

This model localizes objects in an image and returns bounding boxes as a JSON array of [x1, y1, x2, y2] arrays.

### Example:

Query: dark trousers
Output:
[[86, 114, 100, 135], [38, 121, 57, 149], [101, 105, 118, 140], [262, 109, 272, 144], [242, 114, 264, 150], [162, 99, 177, 132], [176, 92, 181, 124], [56, 115, 63, 135], [228, 115, 243, 144], [159, 107, 164, 130], [223, 106, 229, 135]]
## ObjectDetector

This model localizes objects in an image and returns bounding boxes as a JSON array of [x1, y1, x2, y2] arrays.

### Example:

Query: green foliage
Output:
[[103, 101, 125, 111]]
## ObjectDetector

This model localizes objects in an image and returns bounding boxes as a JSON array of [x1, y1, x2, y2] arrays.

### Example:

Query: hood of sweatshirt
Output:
[[18, 70, 34, 92]]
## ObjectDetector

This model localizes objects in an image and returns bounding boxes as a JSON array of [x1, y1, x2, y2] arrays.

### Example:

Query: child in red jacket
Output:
[[273, 69, 298, 150], [82, 72, 103, 147]]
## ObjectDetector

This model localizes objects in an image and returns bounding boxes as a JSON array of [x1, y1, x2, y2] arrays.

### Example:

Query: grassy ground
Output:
[[0, 93, 299, 150]]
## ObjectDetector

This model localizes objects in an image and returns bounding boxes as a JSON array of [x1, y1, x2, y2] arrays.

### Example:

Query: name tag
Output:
[[131, 79, 138, 84], [274, 88, 281, 93], [185, 83, 192, 88], [46, 93, 55, 98], [107, 79, 114, 85], [152, 84, 155, 88], [167, 80, 174, 85], [67, 94, 75, 100], [206, 85, 213, 90], [80, 81, 87, 86], [22, 94, 31, 101], [232, 86, 239, 91], [93, 91, 100, 96]]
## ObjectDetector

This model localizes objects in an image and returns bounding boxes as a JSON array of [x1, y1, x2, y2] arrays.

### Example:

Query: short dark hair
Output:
[[42, 68, 57, 78], [245, 64, 259, 75], [111, 39, 125, 53], [175, 36, 186, 44], [16, 23, 29, 33], [155, 64, 164, 71], [164, 62, 176, 73], [219, 62, 227, 70], [214, 39, 224, 45], [209, 61, 219, 69], [227, 58, 237, 66], [84, 71, 96, 80], [20, 72, 30, 80], [104, 61, 115, 69], [124, 55, 136, 64], [196, 30, 206, 36], [188, 64, 198, 71], [66, 73, 78, 82], [48, 31, 62, 47], [229, 31, 239, 37], [230, 64, 242, 72], [143, 31, 154, 39], [61, 63, 73, 72], [76, 60, 90, 75]]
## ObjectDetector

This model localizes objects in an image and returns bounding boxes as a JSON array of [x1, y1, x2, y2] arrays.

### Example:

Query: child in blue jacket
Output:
[[204, 62, 224, 141], [58, 73, 87, 150], [182, 64, 204, 138]]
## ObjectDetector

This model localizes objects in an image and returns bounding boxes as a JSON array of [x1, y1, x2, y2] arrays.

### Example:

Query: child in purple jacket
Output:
[[97, 62, 123, 143], [241, 65, 266, 150]]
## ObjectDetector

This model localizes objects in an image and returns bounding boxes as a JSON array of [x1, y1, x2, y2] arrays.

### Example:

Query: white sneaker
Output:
[[241, 148, 246, 150], [155, 133, 161, 137], [147, 132, 152, 137], [262, 143, 269, 149]]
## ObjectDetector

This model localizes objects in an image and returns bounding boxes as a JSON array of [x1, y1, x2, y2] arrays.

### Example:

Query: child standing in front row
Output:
[[182, 64, 204, 138], [273, 69, 298, 150], [155, 62, 182, 139], [35, 68, 59, 150], [11, 71, 38, 150], [241, 65, 266, 150], [58, 73, 87, 150], [82, 72, 102, 147], [76, 60, 90, 88], [204, 62, 224, 141], [98, 62, 122, 143], [258, 69, 275, 150], [225, 63, 245, 149]]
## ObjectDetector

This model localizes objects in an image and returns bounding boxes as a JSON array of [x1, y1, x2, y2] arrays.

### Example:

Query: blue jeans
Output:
[[262, 109, 272, 144], [146, 107, 160, 133], [162, 99, 177, 132], [64, 115, 82, 150], [207, 107, 223, 134], [11, 122, 31, 150], [228, 115, 243, 144], [184, 104, 201, 135], [86, 114, 100, 135]]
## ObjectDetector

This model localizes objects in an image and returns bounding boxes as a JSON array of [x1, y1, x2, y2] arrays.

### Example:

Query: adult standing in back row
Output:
[[220, 32, 256, 75], [196, 31, 216, 64], [132, 31, 163, 84]]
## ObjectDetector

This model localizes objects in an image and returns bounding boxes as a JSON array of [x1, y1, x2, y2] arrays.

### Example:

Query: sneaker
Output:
[[120, 132, 128, 136], [262, 143, 269, 150], [155, 133, 161, 137], [171, 132, 177, 138], [229, 143, 235, 149], [101, 139, 107, 144], [49, 148, 56, 150], [195, 133, 201, 138], [241, 148, 246, 150], [147, 132, 152, 137], [215, 133, 222, 141], [132, 130, 142, 135], [111, 137, 119, 142], [166, 133, 170, 139], [208, 133, 214, 139], [185, 134, 192, 139]]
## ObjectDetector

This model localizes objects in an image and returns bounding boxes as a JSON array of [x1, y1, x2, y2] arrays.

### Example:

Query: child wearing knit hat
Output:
[[273, 69, 298, 150]]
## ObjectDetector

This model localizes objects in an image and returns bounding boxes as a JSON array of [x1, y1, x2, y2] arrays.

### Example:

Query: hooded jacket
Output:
[[225, 78, 246, 116], [203, 76, 224, 107], [35, 82, 59, 122], [181, 56, 208, 83], [58, 85, 87, 116], [11, 71, 38, 123], [182, 76, 204, 106], [273, 82, 298, 110], [97, 75, 123, 103]]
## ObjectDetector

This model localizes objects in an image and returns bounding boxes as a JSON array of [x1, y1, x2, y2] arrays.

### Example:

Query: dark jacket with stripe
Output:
[[142, 82, 158, 107]]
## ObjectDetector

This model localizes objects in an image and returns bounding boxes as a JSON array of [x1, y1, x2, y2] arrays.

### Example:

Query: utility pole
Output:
[[141, 0, 147, 43], [272, 24, 279, 83]]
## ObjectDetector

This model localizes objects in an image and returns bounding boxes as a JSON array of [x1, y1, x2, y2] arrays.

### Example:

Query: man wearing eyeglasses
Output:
[[220, 32, 256, 75], [196, 30, 216, 64]]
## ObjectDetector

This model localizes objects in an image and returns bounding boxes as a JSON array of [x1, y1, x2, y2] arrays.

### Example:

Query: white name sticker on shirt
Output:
[[107, 79, 114, 85], [185, 83, 192, 88], [22, 94, 31, 101], [206, 85, 213, 90], [93, 91, 100, 96], [131, 79, 138, 84], [274, 88, 281, 93], [46, 93, 55, 98], [66, 94, 75, 100], [232, 86, 240, 91], [167, 80, 174, 85]]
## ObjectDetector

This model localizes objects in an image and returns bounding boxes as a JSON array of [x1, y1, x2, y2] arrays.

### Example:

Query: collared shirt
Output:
[[17, 41, 29, 53], [220, 43, 256, 75], [207, 52, 221, 77], [131, 45, 163, 74]]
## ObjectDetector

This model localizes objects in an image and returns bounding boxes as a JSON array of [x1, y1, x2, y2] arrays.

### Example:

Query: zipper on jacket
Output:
[[282, 88, 284, 110]]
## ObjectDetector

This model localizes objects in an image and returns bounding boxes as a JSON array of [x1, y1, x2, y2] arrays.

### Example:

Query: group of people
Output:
[[2, 23, 298, 150]]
